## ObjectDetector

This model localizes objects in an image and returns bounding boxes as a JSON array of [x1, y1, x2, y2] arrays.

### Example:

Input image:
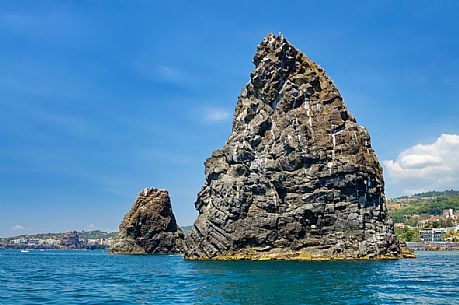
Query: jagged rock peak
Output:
[[184, 33, 414, 260], [109, 188, 184, 254]]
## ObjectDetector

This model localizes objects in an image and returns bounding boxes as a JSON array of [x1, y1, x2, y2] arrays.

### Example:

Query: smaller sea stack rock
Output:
[[109, 188, 184, 254]]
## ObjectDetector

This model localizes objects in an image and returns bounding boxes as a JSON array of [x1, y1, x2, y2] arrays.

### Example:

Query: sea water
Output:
[[0, 250, 457, 304]]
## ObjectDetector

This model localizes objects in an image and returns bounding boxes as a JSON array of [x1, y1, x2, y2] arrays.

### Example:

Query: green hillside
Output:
[[389, 192, 459, 225], [388, 190, 459, 241]]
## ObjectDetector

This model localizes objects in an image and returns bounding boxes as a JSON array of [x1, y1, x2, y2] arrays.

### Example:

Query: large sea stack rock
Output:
[[109, 188, 184, 254], [185, 33, 413, 260]]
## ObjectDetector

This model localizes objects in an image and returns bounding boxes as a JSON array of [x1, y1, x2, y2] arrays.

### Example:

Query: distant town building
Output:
[[10, 239, 27, 245], [27, 239, 40, 246], [395, 223, 416, 230], [443, 208, 457, 219], [61, 231, 81, 249], [420, 228, 447, 242]]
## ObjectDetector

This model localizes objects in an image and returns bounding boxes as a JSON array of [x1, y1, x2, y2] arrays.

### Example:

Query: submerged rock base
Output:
[[187, 243, 416, 261], [187, 252, 407, 261]]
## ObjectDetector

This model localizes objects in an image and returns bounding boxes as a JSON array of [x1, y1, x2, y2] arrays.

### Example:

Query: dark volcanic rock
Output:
[[185, 33, 413, 260], [109, 188, 184, 254]]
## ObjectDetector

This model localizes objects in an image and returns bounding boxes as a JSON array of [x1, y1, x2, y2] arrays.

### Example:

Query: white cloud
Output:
[[157, 66, 177, 78], [11, 224, 24, 230], [383, 134, 459, 196], [86, 224, 96, 231], [206, 110, 231, 122], [132, 60, 186, 83]]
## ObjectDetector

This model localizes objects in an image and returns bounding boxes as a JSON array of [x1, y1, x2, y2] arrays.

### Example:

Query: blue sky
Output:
[[1, 0, 458, 237]]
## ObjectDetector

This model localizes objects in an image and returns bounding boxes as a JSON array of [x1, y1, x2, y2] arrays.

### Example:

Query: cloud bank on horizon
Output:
[[11, 224, 24, 231], [383, 134, 459, 196]]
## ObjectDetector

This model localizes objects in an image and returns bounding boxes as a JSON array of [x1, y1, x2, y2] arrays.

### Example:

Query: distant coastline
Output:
[[0, 230, 116, 250], [2, 228, 459, 252], [407, 242, 459, 251], [3, 190, 459, 253], [0, 227, 194, 251]]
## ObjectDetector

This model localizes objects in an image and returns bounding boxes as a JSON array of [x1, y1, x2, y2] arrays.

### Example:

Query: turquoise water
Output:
[[0, 250, 457, 304]]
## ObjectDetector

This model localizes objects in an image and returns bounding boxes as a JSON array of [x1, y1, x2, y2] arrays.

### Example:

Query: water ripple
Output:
[[0, 250, 457, 304]]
